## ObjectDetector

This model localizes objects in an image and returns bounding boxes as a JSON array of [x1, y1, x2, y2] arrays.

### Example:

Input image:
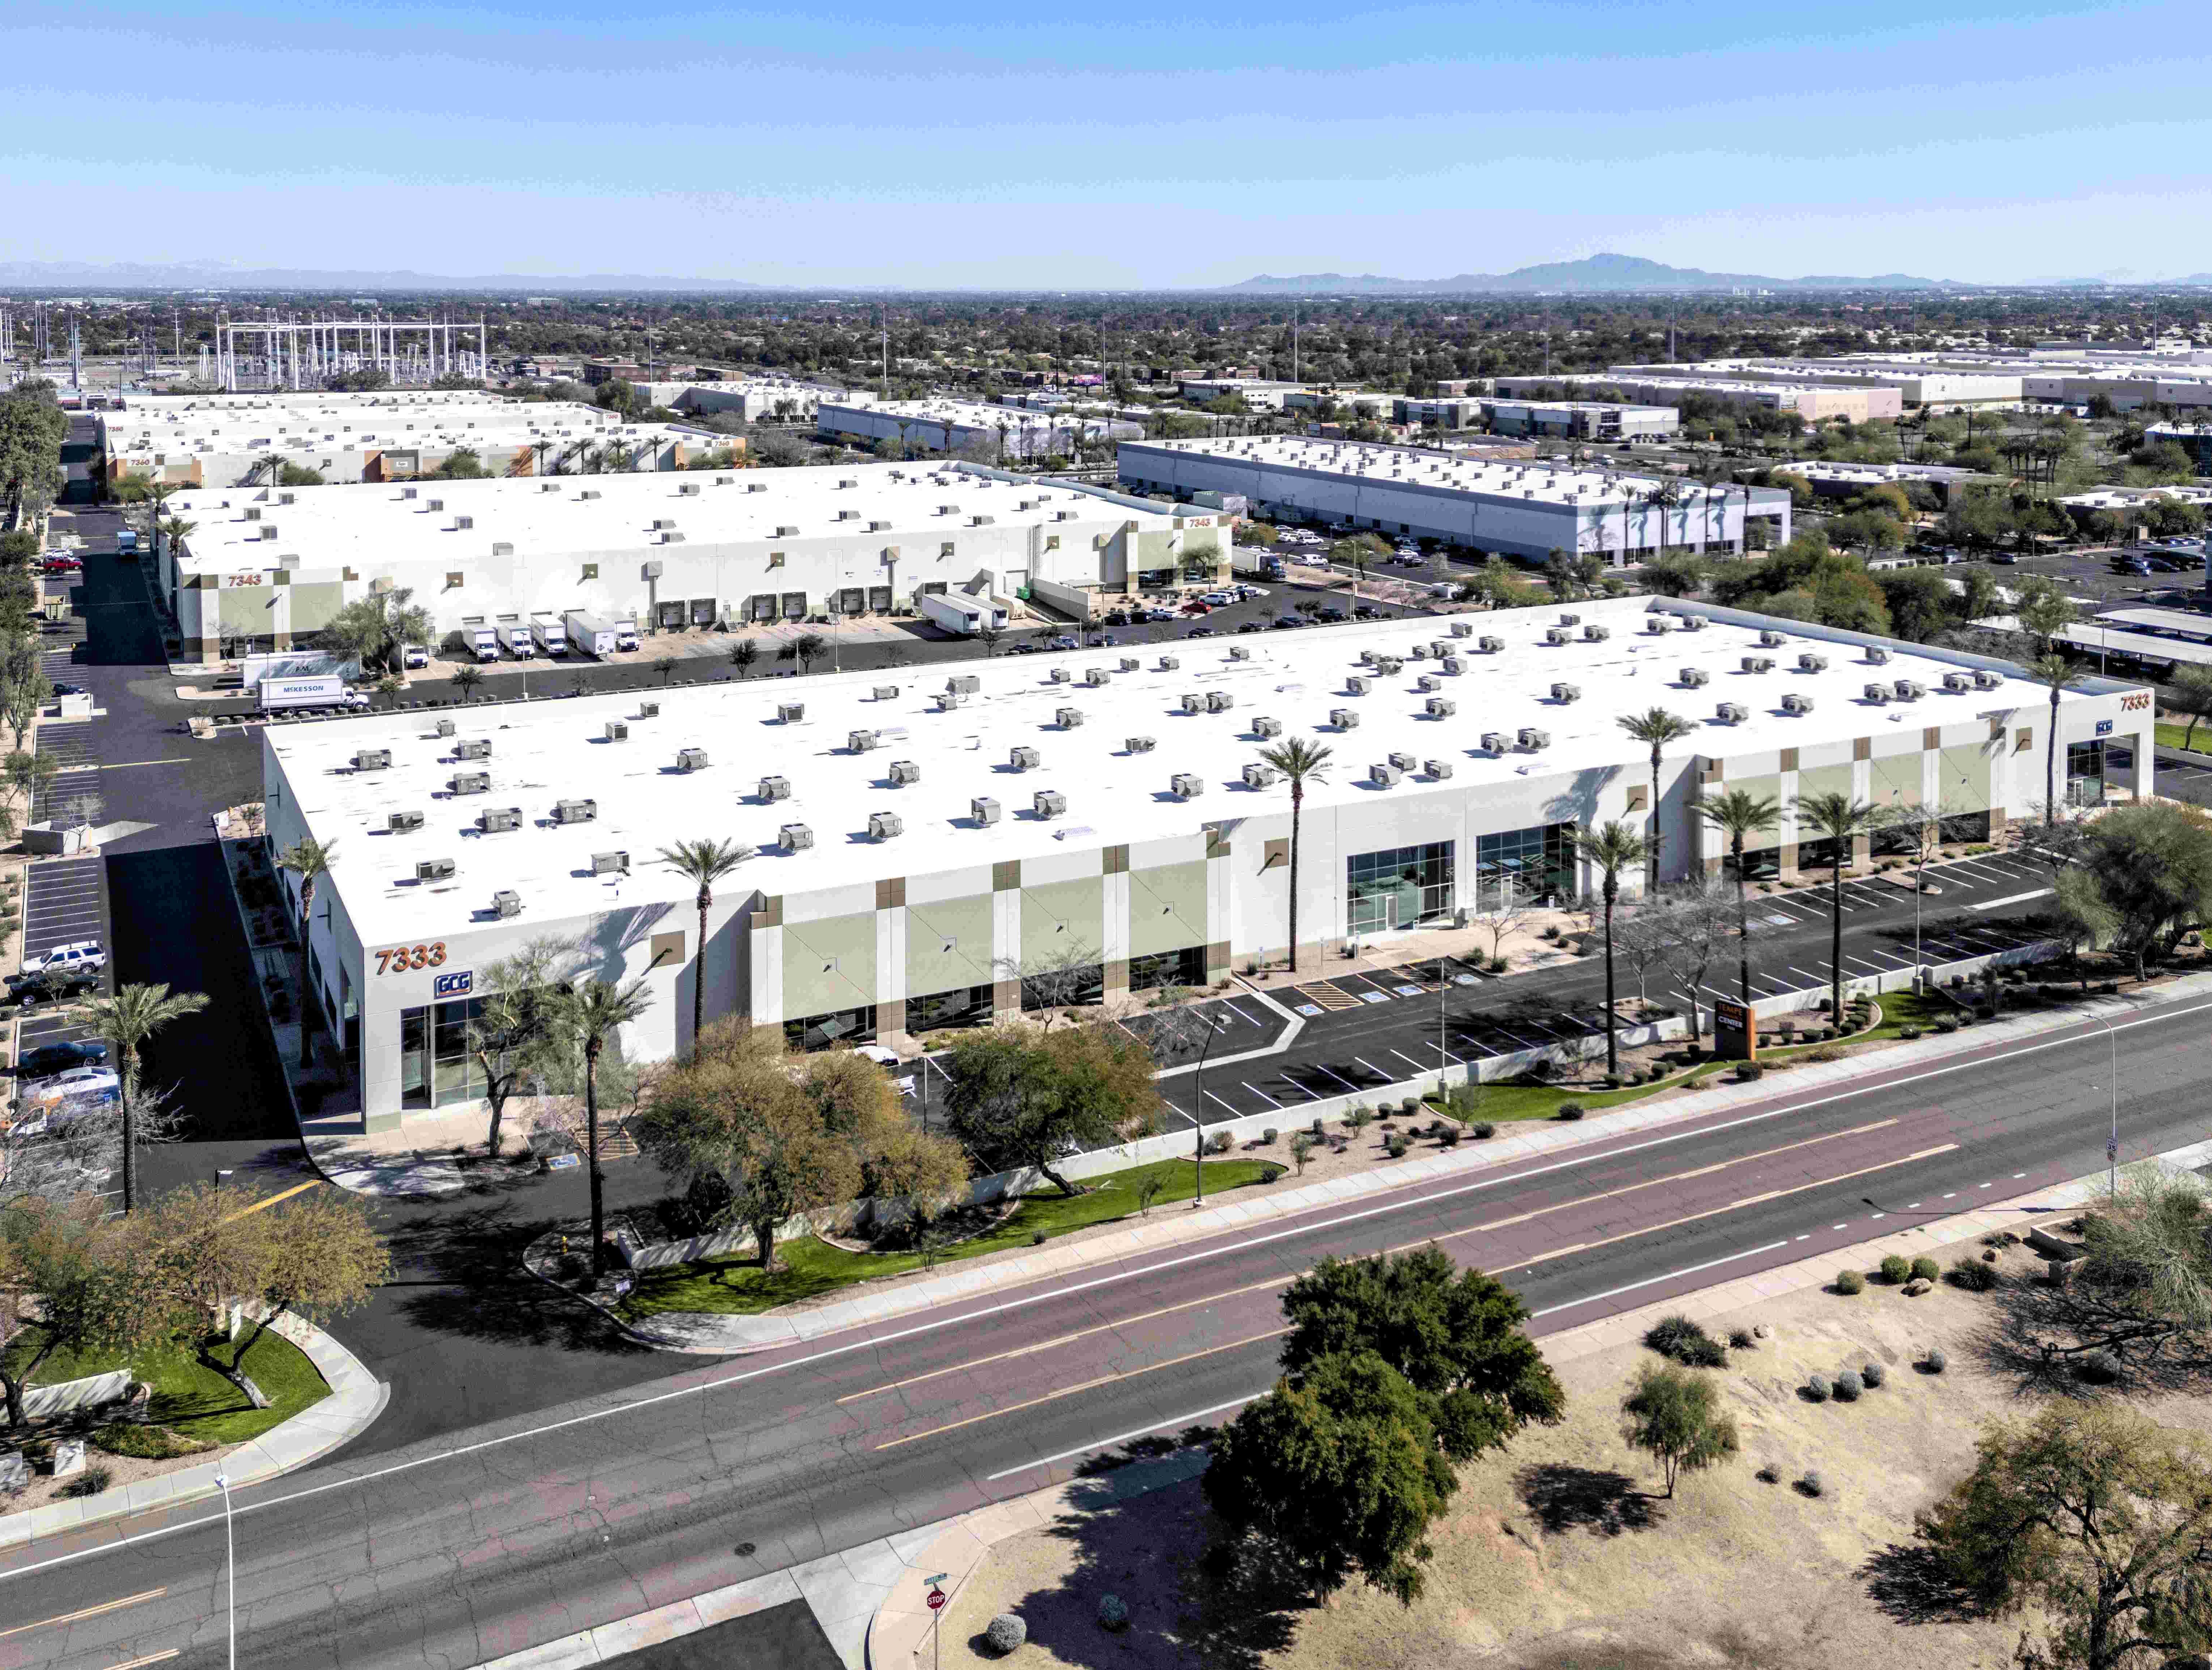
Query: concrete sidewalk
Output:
[[584, 968, 2212, 1355], [0, 1308, 385, 1552]]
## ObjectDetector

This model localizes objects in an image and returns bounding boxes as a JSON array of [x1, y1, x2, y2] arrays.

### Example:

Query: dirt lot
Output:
[[929, 1246, 2212, 1670]]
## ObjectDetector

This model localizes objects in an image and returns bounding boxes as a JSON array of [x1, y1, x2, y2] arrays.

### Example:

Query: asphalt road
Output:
[[3, 995, 2206, 1669]]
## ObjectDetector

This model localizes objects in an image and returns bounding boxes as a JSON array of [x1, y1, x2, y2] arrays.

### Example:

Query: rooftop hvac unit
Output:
[[1226, 646, 1250, 662], [605, 720, 629, 742], [679, 482, 700, 496], [848, 729, 878, 752], [579, 490, 601, 501], [872, 685, 899, 701], [1056, 707, 1085, 728], [434, 718, 457, 738], [1866, 645, 1893, 665], [1798, 653, 1829, 672], [453, 515, 473, 531], [676, 747, 710, 771], [1119, 657, 1141, 672], [1345, 675, 1372, 695], [1205, 691, 1233, 712], [869, 811, 903, 840], [1375, 655, 1403, 674], [1010, 745, 1041, 770], [1439, 655, 1464, 674], [388, 810, 424, 833], [1331, 707, 1360, 730], [1126, 735, 1156, 754], [781, 822, 815, 850], [1518, 727, 1551, 751], [492, 890, 522, 919], [416, 857, 455, 881], [1424, 759, 1455, 780], [1646, 616, 1675, 635], [426, 499, 444, 512], [1416, 673, 1441, 693], [1173, 771, 1207, 798], [1973, 669, 2004, 690], [1180, 693, 1203, 714], [1942, 672, 1973, 693], [353, 748, 391, 772], [745, 481, 768, 493], [638, 701, 658, 720], [1582, 625, 1610, 642], [1480, 730, 1507, 753], [1759, 629, 1787, 647], [1558, 613, 1582, 626], [1864, 683, 1892, 704], [491, 542, 513, 557], [1241, 763, 1279, 789], [1048, 667, 1072, 684], [454, 738, 491, 759], [1680, 615, 1709, 632], [1253, 715, 1283, 738], [1742, 656, 1774, 674], [1158, 655, 1180, 671], [1033, 789, 1066, 818], [946, 674, 980, 694], [1894, 678, 1926, 701], [1546, 627, 1573, 645], [1551, 682, 1581, 703], [1478, 635, 1504, 653], [1780, 693, 1815, 715], [1084, 667, 1111, 686], [775, 702, 803, 723], [1408, 644, 1428, 660], [935, 691, 966, 711], [592, 850, 630, 874], [775, 524, 799, 537], [1388, 750, 1418, 771], [401, 487, 417, 501], [888, 759, 920, 786], [1426, 696, 1457, 718], [1715, 701, 1749, 724], [971, 796, 1001, 825], [1449, 621, 1474, 638], [451, 771, 490, 794], [554, 798, 597, 823], [1370, 761, 1403, 787], [479, 806, 522, 833]]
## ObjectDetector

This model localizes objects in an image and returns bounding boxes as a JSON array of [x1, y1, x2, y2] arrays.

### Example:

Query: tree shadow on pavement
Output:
[[381, 1200, 652, 1357], [1514, 1462, 1660, 1536]]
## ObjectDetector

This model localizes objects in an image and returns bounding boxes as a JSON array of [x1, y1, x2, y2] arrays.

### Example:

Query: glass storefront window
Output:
[[1474, 823, 1574, 910], [1129, 945, 1206, 992], [1348, 842, 1455, 935], [784, 1004, 878, 1053], [908, 985, 992, 1034], [433, 996, 486, 1106], [400, 1006, 431, 1110], [1021, 964, 1104, 1014], [2067, 740, 2105, 807]]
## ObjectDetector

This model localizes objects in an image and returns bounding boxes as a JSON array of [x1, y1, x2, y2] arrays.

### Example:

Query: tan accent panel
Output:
[[1103, 959, 1128, 993], [992, 977, 1020, 1016], [2015, 727, 2033, 754], [1625, 784, 1648, 811], [992, 859, 1021, 892], [756, 894, 783, 928], [650, 930, 687, 966], [1780, 746, 1799, 772], [878, 997, 907, 1034], [1853, 736, 1871, 761], [1206, 940, 1231, 976], [1924, 726, 1941, 750], [1262, 837, 1289, 870], [875, 877, 906, 910], [1103, 845, 1129, 875], [1206, 827, 1230, 859], [1796, 763, 1855, 808]]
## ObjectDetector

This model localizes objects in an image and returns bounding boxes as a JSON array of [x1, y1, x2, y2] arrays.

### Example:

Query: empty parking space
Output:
[[21, 855, 107, 964]]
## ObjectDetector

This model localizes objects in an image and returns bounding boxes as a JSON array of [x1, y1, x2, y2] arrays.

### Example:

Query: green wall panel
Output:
[[782, 912, 877, 1018], [1020, 877, 1103, 965], [1127, 861, 1208, 957], [905, 894, 995, 999]]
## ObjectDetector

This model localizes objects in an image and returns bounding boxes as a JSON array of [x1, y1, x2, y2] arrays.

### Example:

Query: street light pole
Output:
[[214, 1469, 237, 1670], [2094, 1009, 2120, 1197], [1191, 999, 1221, 1207]]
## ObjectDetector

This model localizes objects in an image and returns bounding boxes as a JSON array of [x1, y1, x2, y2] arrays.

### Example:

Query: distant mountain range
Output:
[[0, 259, 765, 293], [1218, 253, 1966, 295]]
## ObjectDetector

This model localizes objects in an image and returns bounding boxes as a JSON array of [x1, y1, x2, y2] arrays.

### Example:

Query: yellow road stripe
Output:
[[221, 1178, 321, 1222], [103, 1652, 179, 1669], [0, 1589, 165, 1640]]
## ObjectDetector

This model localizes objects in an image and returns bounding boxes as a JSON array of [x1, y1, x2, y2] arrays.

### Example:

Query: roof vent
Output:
[[1866, 646, 1892, 665], [354, 748, 391, 772], [605, 720, 629, 742], [1119, 657, 1141, 672], [1252, 715, 1283, 739], [1439, 654, 1465, 675], [868, 811, 904, 840], [1715, 701, 1749, 724], [639, 702, 660, 718], [1759, 629, 1787, 648], [1781, 692, 1815, 715], [1172, 771, 1207, 798], [1010, 746, 1041, 770], [1546, 627, 1572, 645], [971, 796, 1001, 825], [1241, 762, 1280, 789], [1680, 667, 1711, 688], [1426, 696, 1457, 718], [579, 490, 601, 501], [1331, 707, 1360, 730], [416, 857, 455, 881], [1370, 761, 1403, 787], [1416, 674, 1441, 693], [781, 822, 814, 850], [1424, 759, 1455, 779], [676, 747, 710, 771], [1518, 727, 1551, 751], [451, 771, 490, 795], [1799, 652, 1830, 673], [1551, 682, 1581, 703], [776, 702, 804, 723], [1387, 750, 1418, 771], [492, 542, 513, 557], [1056, 707, 1085, 730], [1180, 694, 1203, 714], [1033, 789, 1066, 818], [1126, 735, 1156, 754], [1449, 621, 1474, 639], [1679, 615, 1709, 632], [1972, 669, 2003, 690], [1942, 672, 1973, 693], [554, 798, 597, 823], [453, 515, 474, 531], [679, 482, 700, 496], [400, 487, 417, 501], [479, 806, 522, 833], [427, 498, 444, 512], [1205, 691, 1234, 713], [492, 889, 522, 918], [388, 810, 424, 833], [848, 729, 878, 752], [592, 850, 631, 874], [935, 691, 966, 711], [1742, 656, 1775, 674], [1226, 646, 1251, 662], [454, 738, 491, 759], [1480, 730, 1507, 753], [1559, 613, 1581, 626], [1894, 678, 1927, 700], [1582, 624, 1610, 642], [434, 718, 457, 738], [888, 759, 920, 786], [1863, 683, 1892, 705]]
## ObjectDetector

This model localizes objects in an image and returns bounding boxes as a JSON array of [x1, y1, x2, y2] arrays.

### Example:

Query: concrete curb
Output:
[[605, 967, 2212, 1355], [0, 1310, 385, 1552]]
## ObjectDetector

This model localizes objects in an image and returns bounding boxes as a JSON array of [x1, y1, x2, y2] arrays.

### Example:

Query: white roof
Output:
[[275, 595, 2087, 942], [168, 460, 1175, 573], [102, 402, 687, 460], [827, 397, 1086, 431]]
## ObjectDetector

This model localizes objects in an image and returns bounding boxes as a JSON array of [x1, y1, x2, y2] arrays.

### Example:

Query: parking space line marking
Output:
[[1202, 1089, 1242, 1116], [1306, 1061, 1360, 1093], [1352, 1057, 1396, 1081], [1388, 1048, 1430, 1073], [1239, 1081, 1282, 1109]]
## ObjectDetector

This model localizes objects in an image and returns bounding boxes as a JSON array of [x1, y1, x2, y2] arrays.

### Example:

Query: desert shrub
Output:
[[1923, 1347, 1947, 1373], [92, 1422, 213, 1460], [1208, 1131, 1234, 1155], [1400, 1096, 1421, 1115], [1832, 1369, 1862, 1402], [1735, 1062, 1763, 1082], [1947, 1257, 1999, 1291], [1805, 1373, 1831, 1402], [1900, 1025, 1923, 1040], [1880, 1253, 1911, 1285], [1346, 1106, 1374, 1132], [1554, 1102, 1585, 1121], [1910, 1255, 1940, 1282], [985, 1615, 1027, 1655], [1470, 1121, 1496, 1139], [1438, 1124, 1462, 1147], [1098, 1595, 1129, 1633], [1681, 1335, 1727, 1368], [1798, 1471, 1826, 1497], [1031, 1230, 1048, 1245], [56, 1466, 112, 1499], [2076, 1350, 2123, 1385], [1385, 1136, 1409, 1158], [1834, 1269, 1865, 1296], [1934, 1018, 1958, 1034], [1602, 1074, 1622, 1089], [1755, 1463, 1780, 1483], [1860, 1360, 1885, 1388], [1805, 1043, 1844, 1061], [1643, 1315, 1716, 1363], [1259, 1127, 1278, 1146], [1728, 1328, 1754, 1350]]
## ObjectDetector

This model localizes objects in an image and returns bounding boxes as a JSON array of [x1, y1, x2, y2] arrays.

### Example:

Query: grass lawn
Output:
[[620, 1157, 1283, 1319], [4, 1326, 329, 1448], [2157, 720, 2211, 755]]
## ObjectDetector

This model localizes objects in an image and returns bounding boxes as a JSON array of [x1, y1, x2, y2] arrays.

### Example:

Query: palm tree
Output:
[[1573, 822, 1650, 1078], [80, 982, 209, 1213], [728, 640, 759, 679], [451, 665, 483, 703], [530, 440, 553, 479], [603, 440, 635, 474], [2028, 652, 2084, 824], [1642, 479, 1683, 569], [1257, 738, 1334, 974], [1791, 791, 1886, 1026], [276, 837, 338, 1067], [561, 977, 653, 1277], [1617, 707, 1696, 891], [656, 838, 749, 1052], [1699, 788, 1779, 1005]]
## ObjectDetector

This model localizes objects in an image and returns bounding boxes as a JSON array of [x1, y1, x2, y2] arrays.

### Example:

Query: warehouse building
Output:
[[816, 398, 1142, 460], [1117, 436, 1791, 563], [1608, 360, 2017, 409], [2147, 423, 2212, 473], [1477, 399, 1679, 441], [1496, 374, 1897, 426], [258, 593, 2151, 1126], [639, 379, 870, 424], [161, 462, 1229, 661], [96, 398, 710, 491]]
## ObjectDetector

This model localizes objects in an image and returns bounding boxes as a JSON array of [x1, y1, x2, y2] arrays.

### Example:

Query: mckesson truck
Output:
[[530, 613, 568, 656], [563, 611, 626, 658], [502, 620, 534, 658], [259, 675, 369, 713], [1230, 548, 1287, 581]]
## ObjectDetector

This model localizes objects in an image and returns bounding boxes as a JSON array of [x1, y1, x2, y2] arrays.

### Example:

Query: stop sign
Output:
[[926, 1588, 946, 1612]]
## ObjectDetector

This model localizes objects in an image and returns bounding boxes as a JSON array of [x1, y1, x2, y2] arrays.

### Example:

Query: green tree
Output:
[[727, 639, 759, 679], [1257, 737, 1334, 972], [465, 939, 575, 1158], [1918, 1403, 2212, 1670], [2166, 665, 2212, 751], [656, 837, 751, 1054], [0, 1204, 130, 1429], [937, 1022, 1158, 1195], [559, 976, 654, 1276], [432, 446, 485, 480], [79, 983, 209, 1214], [275, 838, 337, 1068], [1620, 1363, 1739, 1498], [2029, 653, 2086, 822], [791, 632, 828, 673], [1790, 791, 1886, 1024], [2076, 801, 2212, 979], [1874, 567, 1958, 643], [2017, 574, 2080, 651], [1639, 554, 1707, 598], [1617, 708, 1695, 891], [316, 587, 431, 677], [1574, 821, 1649, 1077]]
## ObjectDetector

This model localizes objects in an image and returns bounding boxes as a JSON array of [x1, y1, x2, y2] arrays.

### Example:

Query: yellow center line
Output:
[[105, 1652, 179, 1669], [221, 1178, 322, 1222], [0, 1589, 165, 1639]]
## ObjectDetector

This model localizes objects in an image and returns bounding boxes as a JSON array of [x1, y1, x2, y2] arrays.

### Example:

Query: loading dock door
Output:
[[867, 585, 893, 612], [838, 587, 865, 615], [781, 592, 808, 620], [749, 593, 778, 622], [689, 597, 717, 626]]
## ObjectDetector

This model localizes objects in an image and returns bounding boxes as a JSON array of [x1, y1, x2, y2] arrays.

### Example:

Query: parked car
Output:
[[1046, 634, 1078, 650], [1004, 642, 1041, 655], [21, 1065, 119, 1112], [1185, 626, 1218, 638], [1141, 608, 1177, 623], [1352, 605, 1384, 620], [1201, 591, 1237, 606], [1317, 607, 1349, 622], [6, 967, 102, 1010], [1237, 620, 1269, 634], [1272, 616, 1305, 630], [15, 1040, 107, 1078], [49, 683, 85, 698], [1989, 553, 2019, 565], [39, 557, 81, 575], [1179, 601, 1211, 615], [21, 941, 105, 979], [1235, 585, 1270, 599], [402, 644, 430, 670]]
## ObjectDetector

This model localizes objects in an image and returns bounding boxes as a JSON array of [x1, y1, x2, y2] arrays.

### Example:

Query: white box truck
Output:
[[610, 615, 640, 653], [564, 611, 623, 658], [530, 613, 568, 656], [503, 621, 534, 658], [918, 592, 1009, 635], [259, 675, 369, 713], [467, 624, 499, 662]]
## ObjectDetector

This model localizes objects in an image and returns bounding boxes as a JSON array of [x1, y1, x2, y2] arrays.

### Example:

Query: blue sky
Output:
[[3, 0, 2205, 288]]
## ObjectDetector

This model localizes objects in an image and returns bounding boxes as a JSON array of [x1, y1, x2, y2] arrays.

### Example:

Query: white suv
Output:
[[22, 941, 104, 978]]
